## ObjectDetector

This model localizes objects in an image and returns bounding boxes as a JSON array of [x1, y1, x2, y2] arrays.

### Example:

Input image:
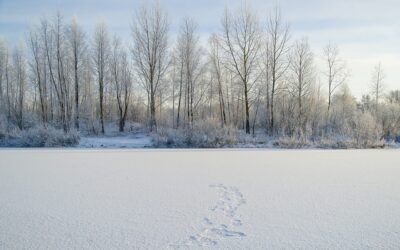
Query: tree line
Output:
[[0, 2, 399, 145]]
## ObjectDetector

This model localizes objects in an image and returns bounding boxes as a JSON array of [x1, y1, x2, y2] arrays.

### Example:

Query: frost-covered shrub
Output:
[[0, 126, 80, 147], [20, 127, 80, 147], [153, 119, 238, 148], [45, 128, 80, 147], [351, 112, 384, 148], [152, 128, 181, 147], [380, 104, 400, 141], [316, 136, 354, 149], [0, 114, 8, 140], [276, 134, 310, 149], [187, 119, 238, 147], [20, 127, 48, 147], [0, 128, 7, 140]]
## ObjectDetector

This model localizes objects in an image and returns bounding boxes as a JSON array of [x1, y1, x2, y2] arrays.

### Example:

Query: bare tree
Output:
[[370, 62, 385, 114], [262, 39, 272, 131], [93, 22, 110, 134], [209, 33, 226, 127], [288, 38, 314, 133], [0, 39, 6, 114], [131, 1, 169, 132], [55, 12, 72, 132], [28, 26, 48, 125], [266, 7, 290, 135], [174, 48, 184, 128], [323, 42, 349, 111], [81, 52, 96, 133], [111, 35, 132, 132], [387, 90, 400, 105], [3, 41, 11, 125], [41, 18, 55, 122], [41, 12, 71, 132], [221, 3, 262, 134], [68, 17, 86, 130], [13, 44, 27, 129], [175, 17, 203, 127]]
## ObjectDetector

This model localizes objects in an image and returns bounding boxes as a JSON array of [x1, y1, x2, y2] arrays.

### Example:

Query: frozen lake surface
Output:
[[78, 133, 153, 148], [1, 149, 400, 249]]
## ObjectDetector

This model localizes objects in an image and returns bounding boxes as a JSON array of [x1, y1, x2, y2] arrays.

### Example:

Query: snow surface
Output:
[[78, 133, 153, 148], [1, 149, 400, 249]]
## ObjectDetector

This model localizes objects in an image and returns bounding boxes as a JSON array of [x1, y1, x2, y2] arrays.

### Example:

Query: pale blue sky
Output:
[[1, 0, 399, 97]]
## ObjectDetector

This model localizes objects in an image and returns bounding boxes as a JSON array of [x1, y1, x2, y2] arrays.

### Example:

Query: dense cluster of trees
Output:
[[0, 2, 399, 146]]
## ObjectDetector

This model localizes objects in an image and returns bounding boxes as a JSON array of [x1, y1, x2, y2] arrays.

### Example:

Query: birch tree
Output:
[[323, 42, 348, 111], [54, 12, 71, 132], [13, 44, 27, 129], [93, 22, 110, 134], [111, 35, 131, 132], [288, 38, 314, 133], [370, 62, 385, 114], [68, 17, 86, 129], [40, 13, 72, 132], [0, 39, 6, 114], [175, 17, 203, 127], [28, 26, 48, 125], [209, 33, 226, 127], [221, 4, 262, 134], [3, 41, 11, 125], [131, 1, 169, 131], [266, 7, 290, 135]]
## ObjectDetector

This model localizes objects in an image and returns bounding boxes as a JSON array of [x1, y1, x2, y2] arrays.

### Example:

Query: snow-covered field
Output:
[[78, 134, 153, 148], [1, 149, 400, 249]]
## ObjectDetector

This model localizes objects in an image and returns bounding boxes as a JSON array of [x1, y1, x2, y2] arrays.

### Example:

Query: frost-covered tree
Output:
[[131, 1, 169, 132], [266, 7, 290, 135], [111, 35, 131, 132], [174, 18, 204, 128], [12, 44, 27, 129], [288, 38, 314, 134], [209, 33, 227, 127], [28, 25, 48, 126], [67, 17, 86, 129], [0, 39, 7, 115], [93, 22, 110, 134], [370, 62, 385, 114], [323, 42, 349, 111], [221, 3, 262, 134]]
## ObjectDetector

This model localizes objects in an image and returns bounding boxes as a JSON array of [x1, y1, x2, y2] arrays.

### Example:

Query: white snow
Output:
[[78, 133, 153, 148], [1, 149, 400, 249]]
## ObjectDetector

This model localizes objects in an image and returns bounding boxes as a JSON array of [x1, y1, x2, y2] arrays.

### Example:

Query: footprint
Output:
[[231, 219, 242, 226], [203, 217, 213, 225], [170, 184, 246, 249]]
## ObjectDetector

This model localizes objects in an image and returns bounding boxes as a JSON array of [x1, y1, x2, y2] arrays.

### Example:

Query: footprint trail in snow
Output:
[[170, 184, 246, 248]]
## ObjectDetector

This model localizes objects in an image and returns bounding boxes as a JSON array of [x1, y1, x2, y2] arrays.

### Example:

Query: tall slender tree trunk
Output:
[[150, 90, 156, 131], [270, 72, 276, 135], [99, 78, 104, 134], [74, 48, 79, 130], [244, 82, 250, 134], [6, 63, 11, 129], [218, 79, 226, 127], [176, 66, 183, 128]]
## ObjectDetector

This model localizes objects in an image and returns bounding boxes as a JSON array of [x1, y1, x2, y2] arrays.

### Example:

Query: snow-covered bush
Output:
[[20, 127, 80, 147], [351, 112, 384, 148], [314, 112, 385, 149], [315, 136, 354, 149], [380, 104, 400, 141], [153, 119, 238, 148], [276, 134, 310, 149], [0, 126, 80, 147], [0, 124, 6, 140]]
